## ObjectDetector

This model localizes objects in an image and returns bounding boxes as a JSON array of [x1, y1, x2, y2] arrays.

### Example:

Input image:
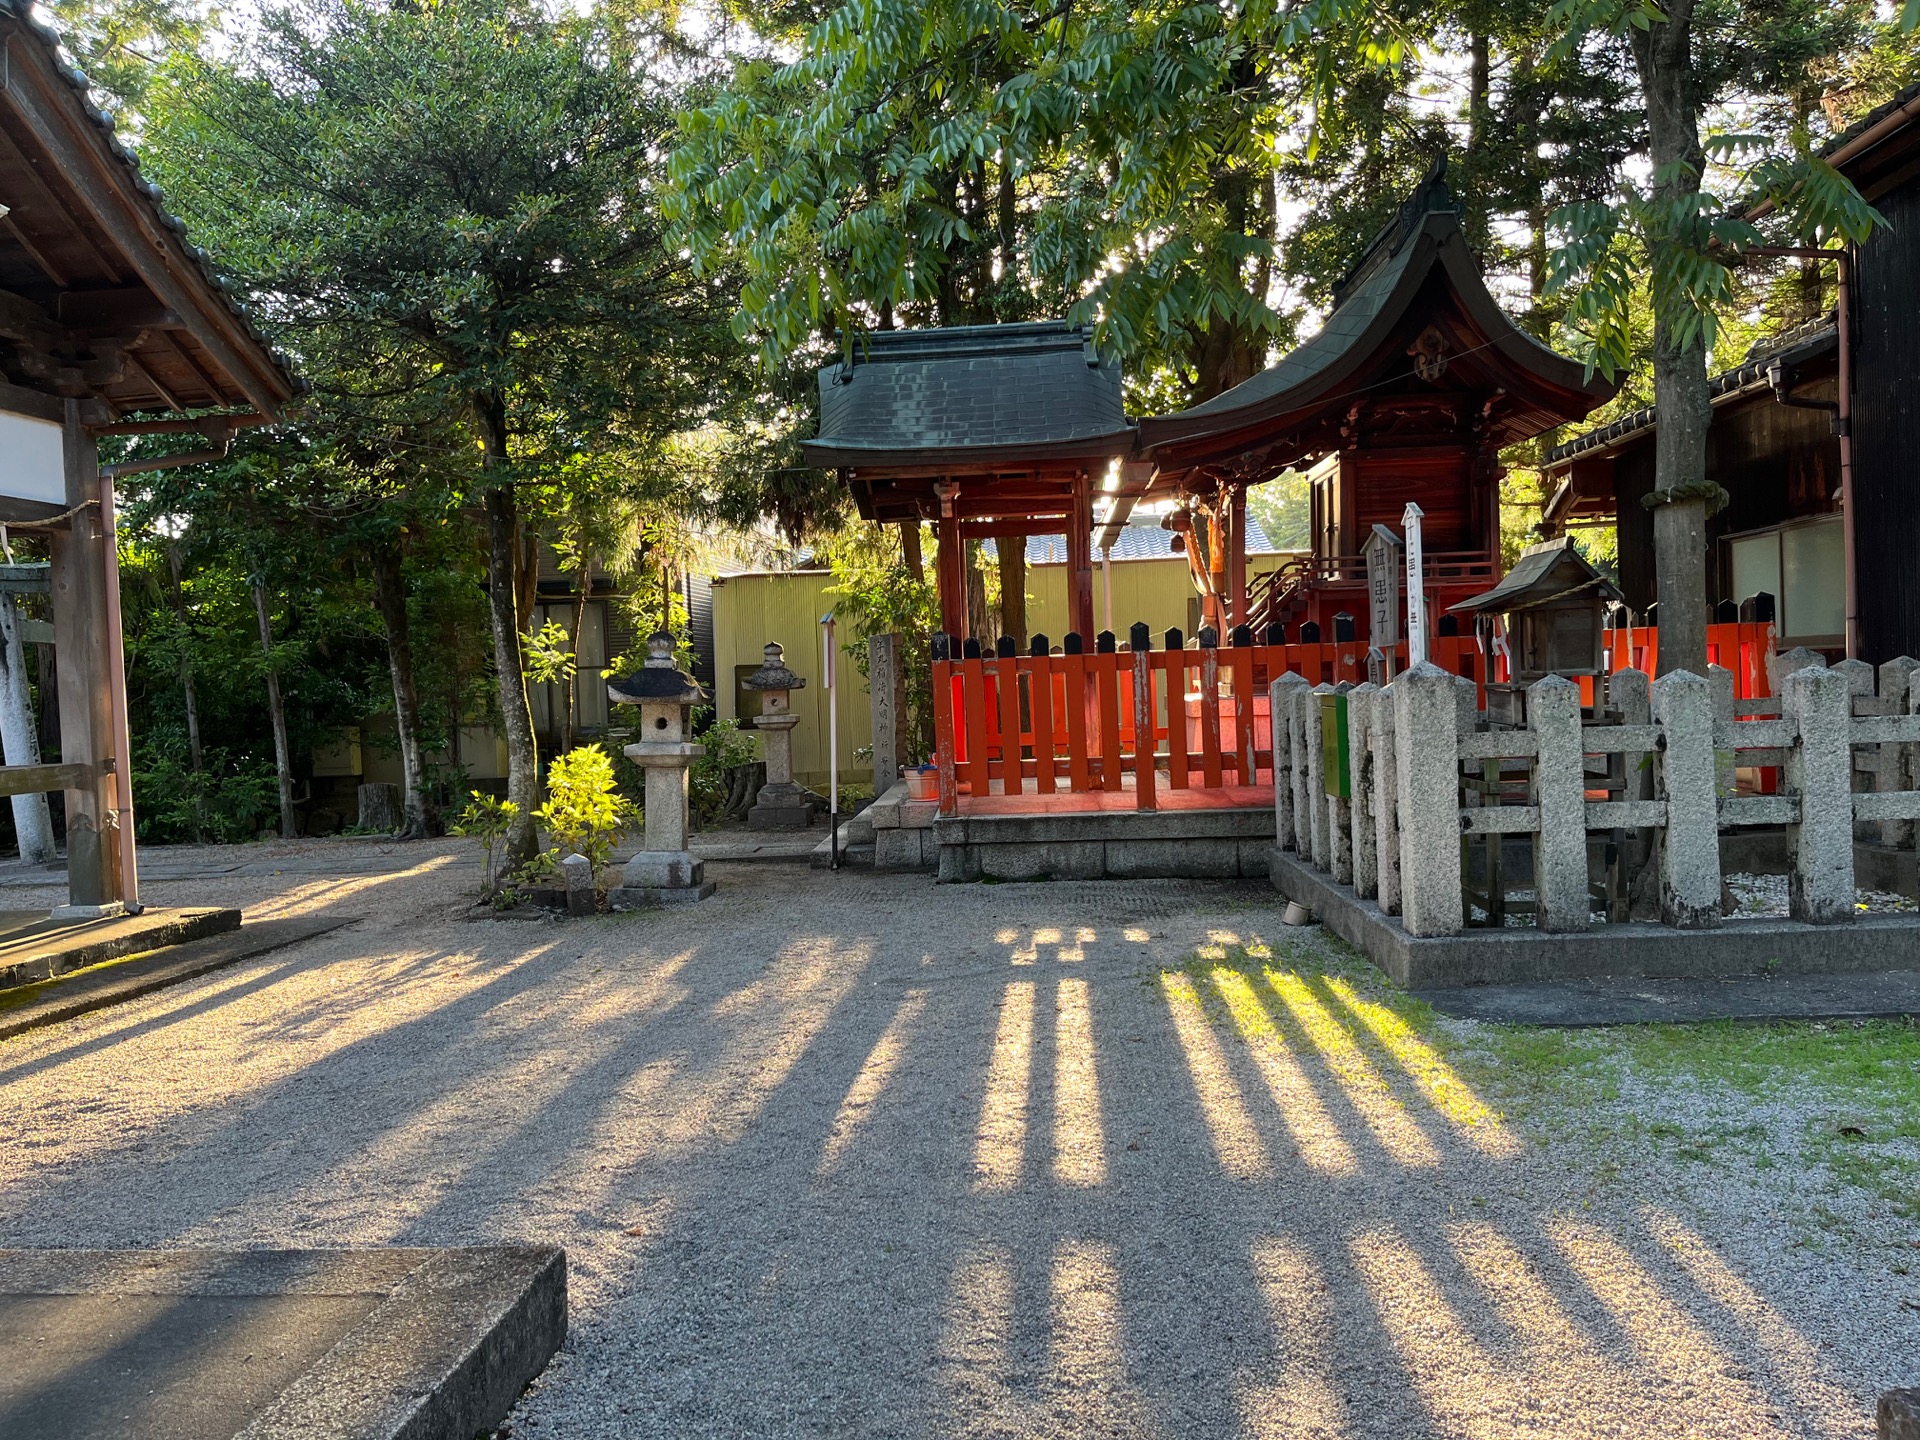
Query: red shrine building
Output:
[[807, 168, 1617, 647]]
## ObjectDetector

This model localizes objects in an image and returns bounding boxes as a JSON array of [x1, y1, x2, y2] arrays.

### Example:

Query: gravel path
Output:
[[0, 837, 1912, 1438]]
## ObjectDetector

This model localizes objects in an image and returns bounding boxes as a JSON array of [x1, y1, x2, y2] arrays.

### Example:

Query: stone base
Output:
[[620, 851, 706, 890], [748, 782, 820, 830], [935, 808, 1275, 882], [1881, 1388, 1920, 1440], [1271, 844, 1920, 989], [608, 882, 717, 909]]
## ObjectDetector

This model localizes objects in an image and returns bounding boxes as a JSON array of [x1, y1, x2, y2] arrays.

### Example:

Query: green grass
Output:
[[1167, 927, 1920, 1229]]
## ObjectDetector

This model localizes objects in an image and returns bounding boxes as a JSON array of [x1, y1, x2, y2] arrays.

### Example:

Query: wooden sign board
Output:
[[1319, 691, 1350, 798], [1363, 524, 1402, 651], [0, 412, 64, 516]]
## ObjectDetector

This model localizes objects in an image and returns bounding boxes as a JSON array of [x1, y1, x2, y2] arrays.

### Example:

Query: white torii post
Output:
[[1403, 502, 1427, 666]]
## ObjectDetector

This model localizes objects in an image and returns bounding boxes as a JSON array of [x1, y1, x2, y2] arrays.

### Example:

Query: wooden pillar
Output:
[[936, 513, 967, 641], [1067, 476, 1095, 641], [1228, 484, 1249, 627], [49, 400, 124, 914]]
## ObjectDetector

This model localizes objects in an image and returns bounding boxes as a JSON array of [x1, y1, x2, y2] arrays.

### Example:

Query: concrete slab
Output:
[[0, 907, 240, 992], [0, 1247, 565, 1440], [1272, 845, 1920, 989], [0, 918, 347, 1041], [937, 807, 1276, 882], [1414, 968, 1920, 1026], [684, 830, 824, 864]]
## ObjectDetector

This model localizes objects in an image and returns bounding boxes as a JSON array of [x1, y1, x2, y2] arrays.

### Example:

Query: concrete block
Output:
[[1652, 669, 1722, 928], [873, 828, 935, 871], [1528, 675, 1590, 931], [620, 851, 707, 891], [1104, 838, 1242, 879], [558, 852, 595, 918], [1783, 665, 1856, 924], [977, 841, 1106, 882], [1394, 663, 1464, 937]]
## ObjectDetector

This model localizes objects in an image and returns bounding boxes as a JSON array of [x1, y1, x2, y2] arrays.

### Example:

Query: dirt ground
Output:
[[0, 836, 1913, 1438]]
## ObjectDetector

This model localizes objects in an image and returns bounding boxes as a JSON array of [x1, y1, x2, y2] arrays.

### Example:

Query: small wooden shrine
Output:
[[1118, 161, 1618, 642], [803, 322, 1134, 643], [1449, 538, 1622, 684]]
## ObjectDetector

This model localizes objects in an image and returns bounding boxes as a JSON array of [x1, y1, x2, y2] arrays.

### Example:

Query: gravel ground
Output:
[[0, 836, 1914, 1438]]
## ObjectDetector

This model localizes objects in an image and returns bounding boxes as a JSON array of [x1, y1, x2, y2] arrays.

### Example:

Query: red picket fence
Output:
[[931, 636, 1487, 815], [1603, 622, 1777, 700]]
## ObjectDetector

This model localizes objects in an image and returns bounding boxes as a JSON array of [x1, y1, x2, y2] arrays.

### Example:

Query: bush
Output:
[[690, 712, 761, 823], [134, 740, 281, 843], [533, 743, 637, 871]]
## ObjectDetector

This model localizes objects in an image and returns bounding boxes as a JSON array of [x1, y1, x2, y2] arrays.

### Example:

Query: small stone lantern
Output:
[[606, 631, 715, 905], [742, 641, 820, 829]]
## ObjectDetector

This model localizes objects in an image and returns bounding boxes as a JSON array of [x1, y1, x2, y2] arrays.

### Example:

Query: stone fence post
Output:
[[1348, 682, 1379, 900], [1326, 683, 1354, 885], [869, 632, 904, 796], [1782, 664, 1855, 923], [1304, 685, 1331, 871], [1393, 663, 1464, 936], [1528, 675, 1588, 931], [1372, 685, 1402, 916], [1877, 657, 1920, 846], [1287, 680, 1313, 857], [1651, 669, 1721, 928], [1271, 673, 1308, 852], [1707, 664, 1737, 798]]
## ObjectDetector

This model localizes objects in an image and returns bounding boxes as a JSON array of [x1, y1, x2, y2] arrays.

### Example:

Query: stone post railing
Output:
[[1781, 664, 1855, 923], [1393, 662, 1465, 937], [1371, 688, 1402, 917], [1347, 682, 1379, 901], [1528, 675, 1589, 931], [1304, 684, 1331, 871], [1875, 657, 1920, 846], [1270, 673, 1308, 853], [1652, 669, 1721, 928]]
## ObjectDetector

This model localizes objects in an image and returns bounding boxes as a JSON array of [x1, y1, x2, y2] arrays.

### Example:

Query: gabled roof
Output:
[[1448, 538, 1620, 614], [802, 321, 1133, 471], [0, 0, 298, 417], [1135, 163, 1616, 463]]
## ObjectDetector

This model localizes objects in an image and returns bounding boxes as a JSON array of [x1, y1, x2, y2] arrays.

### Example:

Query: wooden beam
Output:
[[1228, 483, 1248, 627], [0, 761, 92, 798], [1067, 476, 1095, 640]]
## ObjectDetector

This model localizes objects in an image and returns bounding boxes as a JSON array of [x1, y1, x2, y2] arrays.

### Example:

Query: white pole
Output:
[[821, 613, 839, 867], [1102, 546, 1113, 635], [1403, 502, 1427, 667]]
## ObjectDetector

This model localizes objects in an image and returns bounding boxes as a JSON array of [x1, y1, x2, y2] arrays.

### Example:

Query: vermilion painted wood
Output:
[[1021, 657, 1057, 794], [1162, 651, 1191, 791], [1230, 646, 1258, 783], [1132, 649, 1158, 811], [962, 658, 992, 799], [996, 654, 1023, 795], [1199, 649, 1224, 788], [932, 659, 959, 816], [1095, 659, 1122, 792], [1063, 652, 1091, 792]]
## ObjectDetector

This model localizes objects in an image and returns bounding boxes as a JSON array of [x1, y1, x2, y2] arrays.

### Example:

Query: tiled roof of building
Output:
[[802, 321, 1133, 468]]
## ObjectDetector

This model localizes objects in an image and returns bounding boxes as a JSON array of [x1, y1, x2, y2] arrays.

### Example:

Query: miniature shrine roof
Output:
[[1448, 538, 1620, 615]]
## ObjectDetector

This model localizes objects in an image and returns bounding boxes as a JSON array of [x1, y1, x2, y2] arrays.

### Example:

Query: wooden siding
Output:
[[1853, 176, 1920, 664]]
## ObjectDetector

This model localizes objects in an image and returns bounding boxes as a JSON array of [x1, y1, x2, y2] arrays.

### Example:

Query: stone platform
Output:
[[0, 1246, 564, 1440], [938, 805, 1275, 882], [1272, 846, 1920, 989], [0, 906, 240, 992]]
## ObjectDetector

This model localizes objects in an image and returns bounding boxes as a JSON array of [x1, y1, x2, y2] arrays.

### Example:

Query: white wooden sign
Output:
[[0, 412, 64, 509], [1403, 503, 1427, 666]]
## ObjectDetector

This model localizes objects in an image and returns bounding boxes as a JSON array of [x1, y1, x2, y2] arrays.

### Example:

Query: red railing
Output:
[[931, 636, 1487, 815], [1603, 623, 1777, 701]]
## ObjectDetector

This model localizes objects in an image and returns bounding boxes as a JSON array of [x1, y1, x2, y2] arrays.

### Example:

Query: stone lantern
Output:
[[742, 641, 821, 829], [606, 632, 714, 905]]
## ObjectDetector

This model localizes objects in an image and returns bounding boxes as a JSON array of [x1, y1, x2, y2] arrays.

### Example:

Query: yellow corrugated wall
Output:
[[710, 570, 875, 791]]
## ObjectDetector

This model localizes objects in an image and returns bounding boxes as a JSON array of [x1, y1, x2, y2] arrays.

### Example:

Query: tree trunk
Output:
[[252, 579, 298, 839], [0, 593, 54, 863], [900, 522, 925, 586], [965, 540, 996, 650], [996, 539, 1026, 649], [564, 556, 594, 754], [371, 543, 436, 839], [1632, 0, 1713, 677], [1467, 34, 1490, 153], [166, 546, 204, 778], [476, 396, 539, 876]]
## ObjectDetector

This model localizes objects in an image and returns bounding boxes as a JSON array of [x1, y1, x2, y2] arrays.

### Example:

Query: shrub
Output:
[[534, 743, 637, 871]]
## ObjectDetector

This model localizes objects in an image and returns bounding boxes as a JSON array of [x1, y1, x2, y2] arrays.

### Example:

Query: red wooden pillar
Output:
[[936, 513, 967, 641], [1228, 483, 1248, 628], [1067, 476, 1096, 641]]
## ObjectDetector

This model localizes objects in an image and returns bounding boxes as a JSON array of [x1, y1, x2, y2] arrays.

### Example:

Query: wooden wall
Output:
[[1853, 175, 1920, 665]]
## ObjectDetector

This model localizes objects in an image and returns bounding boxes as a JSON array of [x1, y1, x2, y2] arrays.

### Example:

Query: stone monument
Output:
[[742, 642, 821, 829], [607, 632, 715, 905]]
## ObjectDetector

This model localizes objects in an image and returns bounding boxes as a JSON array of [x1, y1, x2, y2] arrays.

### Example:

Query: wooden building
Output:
[[803, 322, 1136, 642], [0, 0, 299, 910], [1117, 164, 1617, 641], [1545, 83, 1920, 663]]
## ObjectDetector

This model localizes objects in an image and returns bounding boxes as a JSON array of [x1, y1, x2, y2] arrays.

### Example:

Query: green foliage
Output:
[[820, 523, 938, 762], [450, 791, 520, 894], [533, 744, 638, 870], [523, 620, 580, 688], [690, 712, 762, 823], [134, 739, 282, 844]]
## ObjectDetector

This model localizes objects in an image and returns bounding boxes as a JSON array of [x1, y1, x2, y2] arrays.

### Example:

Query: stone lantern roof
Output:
[[741, 642, 806, 693], [607, 632, 705, 706]]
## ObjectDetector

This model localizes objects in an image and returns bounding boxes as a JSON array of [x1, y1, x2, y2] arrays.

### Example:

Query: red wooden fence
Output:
[[1603, 623, 1777, 701], [931, 636, 1487, 815]]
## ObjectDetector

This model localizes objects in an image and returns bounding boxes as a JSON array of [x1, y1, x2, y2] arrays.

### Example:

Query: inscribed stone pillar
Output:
[[1372, 686, 1402, 916], [1287, 681, 1313, 857], [1348, 683, 1379, 899], [869, 632, 905, 796], [1528, 675, 1589, 932], [1651, 669, 1722, 929], [1393, 663, 1464, 937], [1781, 665, 1855, 924], [1270, 673, 1308, 852]]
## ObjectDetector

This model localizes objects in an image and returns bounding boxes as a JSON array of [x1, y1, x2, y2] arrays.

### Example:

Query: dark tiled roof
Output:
[[1820, 80, 1920, 160], [1544, 315, 1836, 467], [803, 322, 1132, 467], [0, 0, 301, 400]]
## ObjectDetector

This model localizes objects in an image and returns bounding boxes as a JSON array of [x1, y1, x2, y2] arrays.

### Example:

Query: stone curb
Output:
[[0, 905, 239, 990]]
